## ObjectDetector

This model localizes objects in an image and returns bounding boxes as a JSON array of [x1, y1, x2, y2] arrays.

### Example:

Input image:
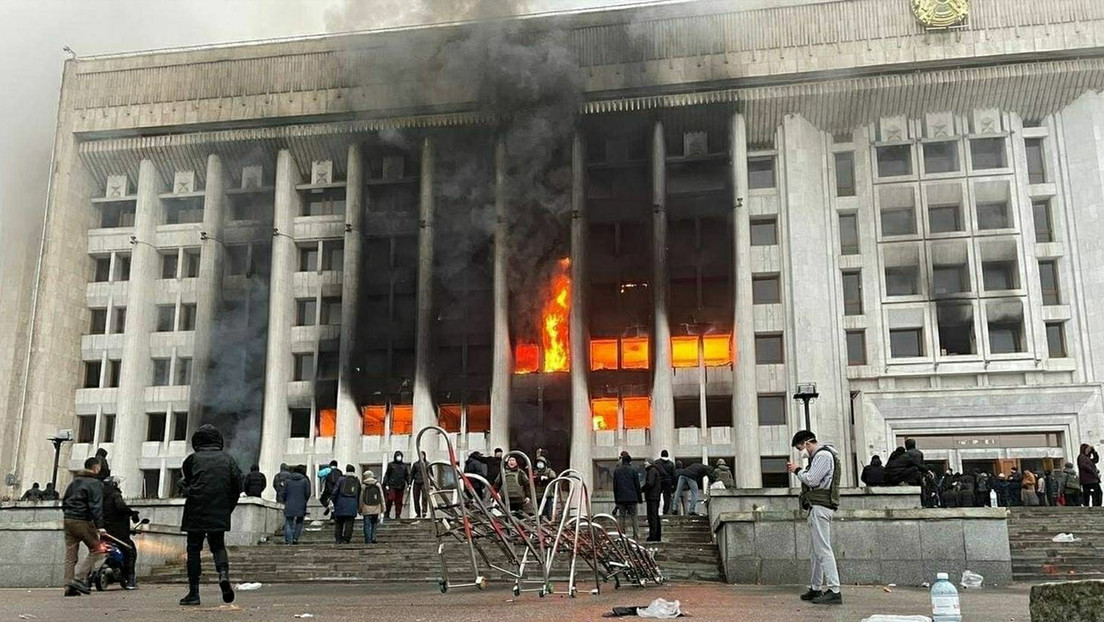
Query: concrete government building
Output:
[[5, 0, 1104, 499]]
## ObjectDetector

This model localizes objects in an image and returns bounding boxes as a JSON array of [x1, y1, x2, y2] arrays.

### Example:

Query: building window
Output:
[[1039, 260, 1060, 305], [1025, 138, 1046, 184], [179, 304, 196, 331], [839, 213, 860, 255], [114, 254, 131, 281], [322, 240, 344, 271], [100, 203, 136, 228], [317, 350, 339, 380], [982, 261, 1017, 292], [299, 244, 318, 272], [923, 141, 959, 174], [161, 252, 179, 279], [757, 394, 786, 425], [105, 359, 122, 388], [881, 207, 916, 237], [834, 152, 856, 196], [877, 145, 912, 177], [141, 470, 160, 499], [93, 257, 111, 283], [289, 409, 312, 438], [890, 328, 924, 358], [1046, 322, 1067, 358], [705, 396, 733, 428], [293, 353, 315, 381], [842, 271, 863, 315], [1033, 200, 1054, 243], [83, 361, 102, 388], [183, 249, 200, 278], [174, 357, 192, 385], [932, 265, 968, 295], [747, 156, 776, 189], [303, 193, 346, 217], [169, 469, 184, 497], [296, 298, 317, 326], [89, 308, 107, 335], [320, 296, 342, 325], [752, 274, 780, 304], [226, 245, 249, 276], [749, 218, 778, 246], [147, 413, 166, 442], [112, 307, 126, 334], [674, 398, 698, 429], [846, 330, 866, 365], [976, 201, 1010, 230], [936, 302, 975, 356], [761, 457, 790, 488], [101, 415, 116, 444], [929, 204, 963, 234], [755, 333, 784, 364], [152, 358, 170, 386], [989, 320, 1024, 354], [156, 305, 176, 332], [77, 415, 96, 443], [885, 266, 919, 297], [970, 138, 1006, 170], [172, 411, 189, 442]]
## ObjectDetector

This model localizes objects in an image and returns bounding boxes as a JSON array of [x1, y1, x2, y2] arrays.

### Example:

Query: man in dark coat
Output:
[[241, 464, 267, 497], [382, 451, 410, 519], [860, 456, 885, 486], [20, 482, 43, 501], [272, 463, 290, 500], [612, 452, 642, 540], [642, 460, 663, 542], [178, 424, 242, 607], [1007, 468, 1023, 507], [464, 451, 488, 500], [478, 448, 504, 491], [42, 482, 60, 501], [61, 457, 105, 596], [883, 447, 923, 486], [318, 460, 340, 513], [331, 465, 361, 543], [279, 465, 311, 544], [1079, 443, 1102, 507], [103, 477, 139, 589], [411, 451, 429, 519], [655, 450, 676, 515], [95, 447, 111, 481]]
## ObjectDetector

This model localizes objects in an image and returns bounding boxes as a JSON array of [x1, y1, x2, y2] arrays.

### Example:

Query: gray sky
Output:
[[0, 0, 650, 281]]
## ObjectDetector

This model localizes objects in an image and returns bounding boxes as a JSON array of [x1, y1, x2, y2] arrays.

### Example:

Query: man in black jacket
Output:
[[272, 463, 290, 500], [178, 424, 243, 607], [860, 456, 885, 486], [241, 464, 267, 497], [383, 451, 410, 519], [61, 457, 105, 596], [103, 477, 139, 589], [411, 451, 429, 519], [612, 452, 642, 540], [642, 460, 663, 542], [95, 448, 111, 481], [655, 450, 676, 515]]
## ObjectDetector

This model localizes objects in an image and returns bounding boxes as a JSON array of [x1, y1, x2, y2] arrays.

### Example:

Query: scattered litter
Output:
[[1052, 533, 1081, 543], [861, 616, 931, 622], [237, 582, 263, 591], [504, 599, 515, 603], [294, 615, 314, 619], [887, 583, 897, 587], [18, 615, 37, 620], [921, 582, 930, 588], [882, 586, 893, 593], [638, 598, 682, 619], [309, 520, 325, 527], [961, 570, 983, 589]]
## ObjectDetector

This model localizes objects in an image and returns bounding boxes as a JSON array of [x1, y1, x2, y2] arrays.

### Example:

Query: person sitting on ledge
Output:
[[860, 455, 885, 486]]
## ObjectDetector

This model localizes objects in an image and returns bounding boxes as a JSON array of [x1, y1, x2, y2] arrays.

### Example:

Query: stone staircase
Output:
[[146, 514, 724, 585], [1008, 506, 1104, 582]]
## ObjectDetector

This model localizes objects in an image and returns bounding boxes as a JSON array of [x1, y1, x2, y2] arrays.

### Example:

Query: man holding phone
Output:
[[787, 429, 842, 605]]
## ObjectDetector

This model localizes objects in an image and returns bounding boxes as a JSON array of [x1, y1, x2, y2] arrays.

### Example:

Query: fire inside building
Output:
[[5, 0, 1104, 499]]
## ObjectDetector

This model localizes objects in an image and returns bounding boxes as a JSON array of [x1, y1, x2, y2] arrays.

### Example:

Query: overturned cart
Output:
[[415, 426, 666, 597]]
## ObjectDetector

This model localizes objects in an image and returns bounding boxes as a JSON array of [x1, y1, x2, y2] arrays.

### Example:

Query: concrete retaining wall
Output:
[[714, 508, 1012, 587], [593, 486, 920, 518]]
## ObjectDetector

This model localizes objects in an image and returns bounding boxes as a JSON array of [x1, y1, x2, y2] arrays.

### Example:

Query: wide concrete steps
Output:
[[1008, 507, 1104, 582], [146, 516, 724, 585]]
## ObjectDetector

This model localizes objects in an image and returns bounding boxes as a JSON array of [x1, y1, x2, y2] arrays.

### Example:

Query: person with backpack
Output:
[[331, 465, 361, 544], [318, 460, 340, 516], [1058, 462, 1081, 506], [383, 451, 410, 519], [279, 465, 311, 545], [360, 470, 385, 543]]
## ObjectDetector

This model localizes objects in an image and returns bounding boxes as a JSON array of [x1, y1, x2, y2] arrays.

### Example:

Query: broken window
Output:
[[936, 302, 975, 356]]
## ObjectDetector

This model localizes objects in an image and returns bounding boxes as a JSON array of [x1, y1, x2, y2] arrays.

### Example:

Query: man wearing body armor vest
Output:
[[787, 430, 842, 605]]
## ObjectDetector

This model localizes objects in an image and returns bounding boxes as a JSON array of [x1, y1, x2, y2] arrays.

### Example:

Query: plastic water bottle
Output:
[[989, 489, 998, 507], [930, 572, 962, 622]]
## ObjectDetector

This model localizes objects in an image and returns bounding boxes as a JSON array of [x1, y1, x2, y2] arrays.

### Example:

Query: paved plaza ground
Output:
[[0, 581, 1030, 621]]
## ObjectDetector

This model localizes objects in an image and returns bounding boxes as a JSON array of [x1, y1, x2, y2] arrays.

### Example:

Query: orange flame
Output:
[[541, 258, 571, 373]]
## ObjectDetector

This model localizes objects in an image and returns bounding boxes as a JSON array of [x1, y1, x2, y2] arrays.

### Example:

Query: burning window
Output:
[[361, 405, 385, 436], [514, 343, 539, 374], [620, 337, 649, 370], [623, 397, 651, 430], [438, 404, 462, 433], [591, 398, 618, 431], [467, 404, 491, 433], [590, 339, 618, 371], [514, 258, 572, 374], [702, 335, 732, 366], [317, 408, 337, 438], [391, 404, 413, 436], [671, 336, 699, 368]]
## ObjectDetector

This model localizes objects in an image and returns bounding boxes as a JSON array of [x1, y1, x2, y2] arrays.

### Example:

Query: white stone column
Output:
[[569, 131, 593, 488], [189, 154, 227, 434], [413, 137, 437, 436], [489, 136, 512, 452], [335, 144, 363, 469], [731, 113, 761, 487], [651, 121, 676, 456], [113, 159, 163, 497], [258, 150, 300, 482]]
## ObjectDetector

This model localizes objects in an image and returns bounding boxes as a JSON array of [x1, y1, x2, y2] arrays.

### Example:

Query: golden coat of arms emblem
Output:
[[911, 0, 970, 29]]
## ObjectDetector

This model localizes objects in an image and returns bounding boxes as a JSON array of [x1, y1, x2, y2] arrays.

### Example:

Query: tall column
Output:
[[731, 113, 762, 487], [258, 150, 300, 482], [489, 136, 512, 452], [569, 131, 593, 488], [651, 120, 676, 455], [189, 154, 227, 434], [413, 137, 437, 436], [336, 144, 363, 469], [113, 159, 163, 497]]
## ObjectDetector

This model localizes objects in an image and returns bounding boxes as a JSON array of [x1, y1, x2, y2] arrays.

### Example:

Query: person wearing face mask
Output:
[[383, 451, 410, 519], [532, 457, 557, 518], [787, 430, 842, 606]]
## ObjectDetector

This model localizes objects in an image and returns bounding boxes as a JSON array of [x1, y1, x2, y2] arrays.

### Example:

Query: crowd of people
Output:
[[860, 441, 1102, 508]]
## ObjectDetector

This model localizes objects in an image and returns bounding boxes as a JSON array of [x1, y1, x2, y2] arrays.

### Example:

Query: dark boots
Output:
[[218, 569, 234, 604], [123, 573, 137, 590], [179, 579, 201, 606]]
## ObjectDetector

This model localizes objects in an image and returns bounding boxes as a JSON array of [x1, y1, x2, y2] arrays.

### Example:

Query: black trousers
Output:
[[646, 498, 662, 542], [185, 531, 228, 582], [1083, 483, 1103, 507], [663, 487, 675, 514], [334, 516, 354, 543], [108, 530, 136, 580]]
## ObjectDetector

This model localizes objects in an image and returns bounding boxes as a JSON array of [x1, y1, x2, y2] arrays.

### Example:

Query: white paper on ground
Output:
[[237, 582, 263, 590], [637, 598, 682, 619], [961, 570, 983, 589], [1052, 532, 1081, 543]]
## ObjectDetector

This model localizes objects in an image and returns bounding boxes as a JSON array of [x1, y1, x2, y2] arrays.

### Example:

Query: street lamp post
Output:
[[793, 382, 819, 431], [47, 430, 73, 492]]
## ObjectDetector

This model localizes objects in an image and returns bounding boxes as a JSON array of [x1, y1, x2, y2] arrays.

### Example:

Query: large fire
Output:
[[515, 258, 572, 374]]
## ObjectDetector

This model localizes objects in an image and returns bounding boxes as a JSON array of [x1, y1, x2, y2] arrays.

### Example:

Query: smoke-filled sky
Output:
[[0, 0, 655, 279]]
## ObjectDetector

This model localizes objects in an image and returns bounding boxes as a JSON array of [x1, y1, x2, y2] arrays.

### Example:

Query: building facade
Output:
[[6, 0, 1104, 498]]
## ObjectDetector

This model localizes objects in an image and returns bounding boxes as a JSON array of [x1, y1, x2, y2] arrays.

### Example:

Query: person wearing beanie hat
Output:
[[279, 465, 311, 545], [613, 452, 642, 540], [787, 430, 842, 606], [359, 470, 385, 543]]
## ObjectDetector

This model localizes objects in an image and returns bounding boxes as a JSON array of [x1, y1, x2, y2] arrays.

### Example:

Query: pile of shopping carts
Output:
[[415, 426, 666, 597]]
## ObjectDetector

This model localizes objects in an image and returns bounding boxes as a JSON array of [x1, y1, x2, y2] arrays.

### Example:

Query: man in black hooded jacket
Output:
[[241, 464, 267, 497], [103, 477, 139, 589], [178, 424, 243, 607], [383, 451, 410, 519]]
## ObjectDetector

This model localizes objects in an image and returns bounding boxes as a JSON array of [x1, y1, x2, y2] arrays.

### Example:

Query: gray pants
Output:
[[808, 505, 840, 592]]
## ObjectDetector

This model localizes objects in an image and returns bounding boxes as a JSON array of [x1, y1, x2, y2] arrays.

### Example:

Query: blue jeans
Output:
[[362, 515, 379, 543], [673, 476, 700, 515], [284, 516, 304, 543]]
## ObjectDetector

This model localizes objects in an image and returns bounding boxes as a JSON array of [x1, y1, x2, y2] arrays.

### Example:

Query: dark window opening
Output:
[[757, 394, 786, 426], [750, 218, 778, 246], [1033, 200, 1054, 243], [834, 152, 856, 196], [877, 145, 912, 177], [77, 416, 96, 443], [846, 330, 866, 365], [839, 213, 859, 255], [923, 141, 959, 174], [747, 157, 776, 189], [761, 457, 790, 488], [885, 266, 919, 296], [1025, 138, 1046, 184], [1046, 322, 1067, 358], [1039, 260, 1060, 305], [147, 413, 166, 442], [890, 328, 924, 358], [929, 205, 963, 234], [289, 409, 312, 438], [936, 302, 975, 356], [982, 261, 1018, 291], [755, 333, 784, 364], [970, 138, 1006, 170], [752, 274, 780, 304], [842, 271, 863, 316]]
